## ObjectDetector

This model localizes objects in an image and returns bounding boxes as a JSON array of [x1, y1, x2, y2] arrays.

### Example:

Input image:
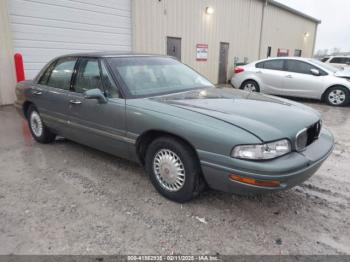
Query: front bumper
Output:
[[199, 128, 334, 195]]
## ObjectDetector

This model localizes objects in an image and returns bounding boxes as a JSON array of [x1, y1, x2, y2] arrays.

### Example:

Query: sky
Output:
[[277, 0, 350, 53]]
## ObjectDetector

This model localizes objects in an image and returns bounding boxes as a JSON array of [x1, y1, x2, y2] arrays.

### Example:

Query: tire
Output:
[[145, 136, 204, 203], [27, 105, 56, 143], [240, 80, 260, 92], [324, 86, 350, 106]]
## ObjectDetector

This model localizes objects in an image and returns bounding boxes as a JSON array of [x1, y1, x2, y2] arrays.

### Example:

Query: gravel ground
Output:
[[0, 100, 349, 255]]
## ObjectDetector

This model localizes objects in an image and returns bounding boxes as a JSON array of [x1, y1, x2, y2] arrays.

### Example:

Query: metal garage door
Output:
[[8, 0, 132, 79]]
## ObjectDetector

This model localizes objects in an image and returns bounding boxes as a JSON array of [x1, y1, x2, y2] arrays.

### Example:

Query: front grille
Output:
[[295, 121, 322, 151]]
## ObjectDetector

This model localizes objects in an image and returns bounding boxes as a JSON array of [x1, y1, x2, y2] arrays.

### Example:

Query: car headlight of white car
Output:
[[232, 139, 291, 160]]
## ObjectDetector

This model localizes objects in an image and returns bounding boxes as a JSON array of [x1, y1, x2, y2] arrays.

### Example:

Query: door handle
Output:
[[69, 100, 82, 105], [285, 75, 293, 78], [256, 71, 263, 74], [32, 90, 42, 95]]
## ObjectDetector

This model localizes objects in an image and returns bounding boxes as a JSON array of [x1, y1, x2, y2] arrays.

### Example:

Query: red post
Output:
[[14, 53, 25, 82]]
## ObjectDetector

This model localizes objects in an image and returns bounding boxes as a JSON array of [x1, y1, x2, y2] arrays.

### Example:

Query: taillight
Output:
[[234, 67, 244, 74]]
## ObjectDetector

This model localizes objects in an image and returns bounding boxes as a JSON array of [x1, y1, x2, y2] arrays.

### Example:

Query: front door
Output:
[[218, 42, 229, 84], [67, 58, 129, 158], [282, 60, 325, 99], [167, 37, 181, 61]]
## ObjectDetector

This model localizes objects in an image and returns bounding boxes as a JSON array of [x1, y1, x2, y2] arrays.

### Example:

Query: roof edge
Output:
[[267, 0, 321, 24]]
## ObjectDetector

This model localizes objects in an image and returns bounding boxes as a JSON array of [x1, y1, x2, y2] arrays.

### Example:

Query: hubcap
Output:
[[30, 111, 43, 137], [328, 89, 346, 105], [244, 83, 257, 92], [153, 149, 185, 192]]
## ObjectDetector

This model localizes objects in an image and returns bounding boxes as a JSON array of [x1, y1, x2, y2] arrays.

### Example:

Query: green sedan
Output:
[[15, 52, 334, 202]]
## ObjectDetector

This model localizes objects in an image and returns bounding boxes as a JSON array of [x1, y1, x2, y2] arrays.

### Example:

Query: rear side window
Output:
[[46, 58, 77, 90], [321, 57, 329, 63], [285, 60, 325, 75], [329, 57, 350, 64], [257, 60, 284, 71], [256, 62, 264, 68], [38, 61, 56, 85]]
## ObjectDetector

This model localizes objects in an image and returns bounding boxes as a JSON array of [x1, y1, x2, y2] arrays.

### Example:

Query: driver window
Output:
[[285, 60, 319, 75], [101, 61, 119, 98], [74, 59, 103, 93]]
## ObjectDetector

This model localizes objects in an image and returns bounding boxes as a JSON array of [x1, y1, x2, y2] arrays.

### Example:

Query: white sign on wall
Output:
[[196, 44, 208, 61]]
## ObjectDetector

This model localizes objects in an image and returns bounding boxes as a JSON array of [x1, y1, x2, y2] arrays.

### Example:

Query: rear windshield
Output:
[[107, 57, 213, 98]]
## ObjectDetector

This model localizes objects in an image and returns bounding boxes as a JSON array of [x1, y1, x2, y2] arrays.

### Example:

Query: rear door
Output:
[[255, 59, 285, 94], [34, 57, 78, 135], [282, 60, 325, 99], [66, 57, 129, 158]]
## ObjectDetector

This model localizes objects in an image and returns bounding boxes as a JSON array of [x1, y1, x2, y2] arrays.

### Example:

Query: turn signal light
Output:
[[229, 174, 280, 188], [234, 67, 244, 74]]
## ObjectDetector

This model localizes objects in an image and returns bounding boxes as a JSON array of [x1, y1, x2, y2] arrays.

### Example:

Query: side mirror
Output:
[[310, 68, 320, 76], [84, 88, 107, 103]]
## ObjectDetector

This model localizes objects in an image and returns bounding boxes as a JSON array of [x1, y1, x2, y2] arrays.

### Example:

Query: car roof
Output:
[[324, 55, 350, 58], [55, 51, 166, 59], [254, 57, 313, 63]]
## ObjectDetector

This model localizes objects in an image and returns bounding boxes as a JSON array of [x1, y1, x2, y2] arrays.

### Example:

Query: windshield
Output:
[[310, 59, 338, 73], [107, 57, 214, 98]]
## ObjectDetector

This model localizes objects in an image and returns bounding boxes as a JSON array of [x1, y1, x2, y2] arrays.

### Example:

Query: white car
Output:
[[231, 57, 350, 106], [321, 56, 350, 70]]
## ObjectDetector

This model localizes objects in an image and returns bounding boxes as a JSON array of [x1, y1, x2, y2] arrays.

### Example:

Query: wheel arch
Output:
[[321, 84, 350, 101], [135, 129, 200, 167], [22, 101, 34, 119], [240, 79, 260, 90]]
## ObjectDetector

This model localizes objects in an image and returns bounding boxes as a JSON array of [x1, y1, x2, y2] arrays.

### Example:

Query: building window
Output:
[[294, 49, 302, 57], [277, 48, 289, 57], [267, 46, 272, 57]]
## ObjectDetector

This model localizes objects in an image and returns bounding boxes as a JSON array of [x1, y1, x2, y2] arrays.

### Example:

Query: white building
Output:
[[0, 0, 320, 105]]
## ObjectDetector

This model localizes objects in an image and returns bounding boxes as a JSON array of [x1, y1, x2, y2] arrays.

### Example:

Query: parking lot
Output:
[[0, 98, 349, 255]]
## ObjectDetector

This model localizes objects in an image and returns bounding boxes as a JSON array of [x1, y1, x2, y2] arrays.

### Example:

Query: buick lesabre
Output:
[[15, 53, 334, 202]]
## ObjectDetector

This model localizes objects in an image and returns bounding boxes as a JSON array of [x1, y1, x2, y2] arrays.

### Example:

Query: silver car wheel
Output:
[[153, 149, 185, 192], [243, 83, 257, 92], [30, 111, 43, 137], [328, 89, 346, 105]]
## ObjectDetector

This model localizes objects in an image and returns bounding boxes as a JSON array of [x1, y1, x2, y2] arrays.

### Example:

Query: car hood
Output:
[[151, 88, 320, 142], [335, 69, 350, 78]]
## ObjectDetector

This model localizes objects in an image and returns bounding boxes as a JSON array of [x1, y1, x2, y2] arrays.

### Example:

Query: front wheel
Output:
[[145, 137, 204, 203], [324, 86, 350, 106], [27, 105, 56, 143], [241, 80, 260, 92]]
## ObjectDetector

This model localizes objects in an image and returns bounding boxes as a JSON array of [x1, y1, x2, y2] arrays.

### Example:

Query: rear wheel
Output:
[[324, 86, 350, 106], [145, 137, 204, 203], [241, 80, 260, 92], [27, 105, 56, 143]]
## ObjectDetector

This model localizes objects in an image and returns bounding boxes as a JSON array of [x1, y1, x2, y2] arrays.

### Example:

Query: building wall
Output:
[[133, 0, 264, 83], [0, 0, 16, 105], [260, 3, 318, 58], [133, 0, 318, 84]]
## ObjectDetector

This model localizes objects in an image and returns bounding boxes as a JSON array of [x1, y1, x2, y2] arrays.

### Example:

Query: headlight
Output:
[[232, 139, 291, 160]]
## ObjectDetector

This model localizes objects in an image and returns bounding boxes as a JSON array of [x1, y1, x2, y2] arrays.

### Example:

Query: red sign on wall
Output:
[[196, 44, 208, 61], [277, 48, 289, 57]]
